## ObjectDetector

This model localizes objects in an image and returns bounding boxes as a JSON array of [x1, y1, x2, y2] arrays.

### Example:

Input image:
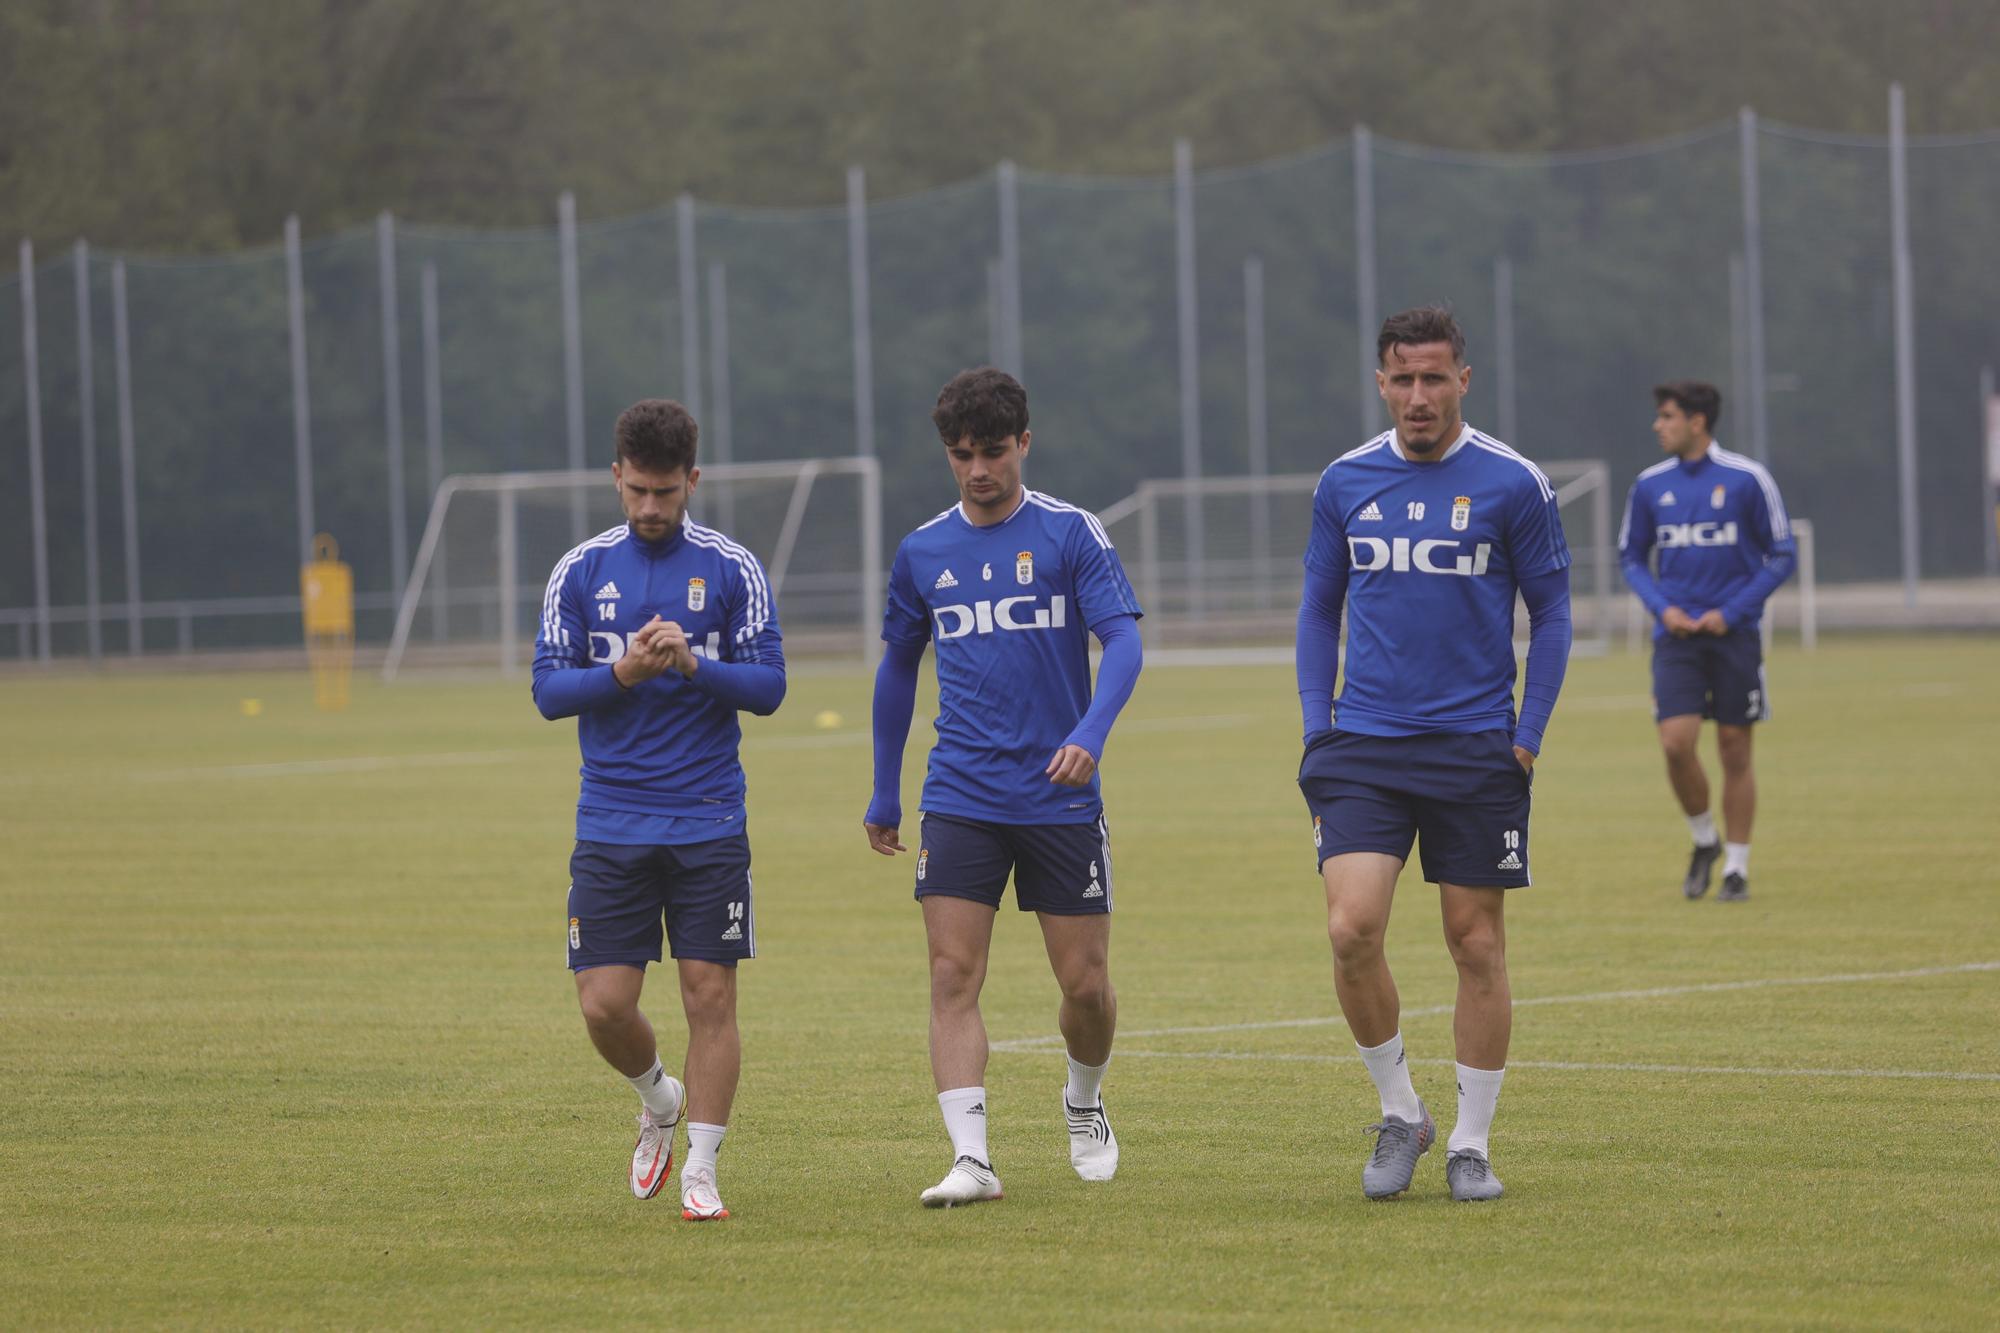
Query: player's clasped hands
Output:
[[1661, 605, 1728, 638], [612, 616, 700, 686]]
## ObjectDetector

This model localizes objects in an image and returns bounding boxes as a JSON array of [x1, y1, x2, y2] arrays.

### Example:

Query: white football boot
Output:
[[1064, 1091, 1119, 1181], [920, 1156, 1004, 1208], [680, 1164, 730, 1221], [628, 1076, 685, 1199]]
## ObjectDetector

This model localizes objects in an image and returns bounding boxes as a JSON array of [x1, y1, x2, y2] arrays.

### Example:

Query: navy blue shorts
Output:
[[566, 834, 754, 970], [915, 812, 1112, 915], [1298, 729, 1532, 888], [1652, 631, 1769, 725]]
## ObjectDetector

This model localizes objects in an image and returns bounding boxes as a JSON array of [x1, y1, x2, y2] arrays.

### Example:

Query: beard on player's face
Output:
[[949, 435, 1027, 511]]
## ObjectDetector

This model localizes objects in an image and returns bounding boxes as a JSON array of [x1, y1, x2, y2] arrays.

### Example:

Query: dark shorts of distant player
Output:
[[1298, 729, 1532, 888], [1652, 630, 1769, 725], [566, 834, 754, 970], [914, 812, 1112, 915]]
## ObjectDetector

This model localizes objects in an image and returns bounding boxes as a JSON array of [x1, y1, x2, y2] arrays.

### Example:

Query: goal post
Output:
[[1094, 460, 1618, 660], [381, 457, 882, 680]]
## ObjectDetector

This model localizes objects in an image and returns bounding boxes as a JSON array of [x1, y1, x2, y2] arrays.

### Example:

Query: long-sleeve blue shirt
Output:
[[532, 518, 785, 844], [1618, 442, 1796, 636]]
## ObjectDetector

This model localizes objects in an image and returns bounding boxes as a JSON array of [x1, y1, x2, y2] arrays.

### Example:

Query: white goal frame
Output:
[[380, 457, 882, 680]]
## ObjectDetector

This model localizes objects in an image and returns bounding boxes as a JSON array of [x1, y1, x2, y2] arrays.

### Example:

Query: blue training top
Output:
[[1302, 425, 1572, 738], [1618, 442, 1796, 637], [878, 490, 1143, 825], [531, 518, 785, 844]]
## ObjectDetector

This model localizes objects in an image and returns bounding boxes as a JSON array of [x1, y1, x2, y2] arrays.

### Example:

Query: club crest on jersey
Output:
[[1711, 484, 1727, 510], [1016, 551, 1034, 585], [685, 577, 706, 611], [1451, 495, 1472, 531]]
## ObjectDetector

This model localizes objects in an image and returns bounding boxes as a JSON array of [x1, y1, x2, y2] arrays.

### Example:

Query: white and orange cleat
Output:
[[680, 1165, 730, 1221], [629, 1077, 685, 1200]]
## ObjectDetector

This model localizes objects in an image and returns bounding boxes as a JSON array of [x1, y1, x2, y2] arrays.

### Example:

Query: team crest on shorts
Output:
[[917, 848, 928, 881], [687, 577, 707, 611], [1711, 484, 1727, 510], [1451, 496, 1472, 531], [1313, 815, 1323, 848], [1016, 551, 1034, 585], [568, 916, 581, 949]]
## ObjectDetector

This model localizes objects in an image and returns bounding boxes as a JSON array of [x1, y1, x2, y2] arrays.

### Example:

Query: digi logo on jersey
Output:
[[932, 595, 1069, 639], [1346, 536, 1493, 577], [1655, 521, 1739, 548], [588, 628, 725, 662]]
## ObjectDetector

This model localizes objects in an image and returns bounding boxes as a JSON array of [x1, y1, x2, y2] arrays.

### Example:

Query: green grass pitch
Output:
[[4, 637, 1997, 1328]]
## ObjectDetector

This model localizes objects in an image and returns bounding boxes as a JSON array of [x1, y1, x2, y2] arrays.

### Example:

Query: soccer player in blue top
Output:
[[532, 398, 786, 1222], [864, 368, 1144, 1208], [1619, 381, 1796, 903], [1296, 307, 1572, 1203]]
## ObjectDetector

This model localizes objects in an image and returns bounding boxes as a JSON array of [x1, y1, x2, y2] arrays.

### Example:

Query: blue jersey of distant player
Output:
[[1618, 442, 1795, 637], [532, 519, 782, 841], [883, 490, 1142, 824], [1304, 425, 1571, 736]]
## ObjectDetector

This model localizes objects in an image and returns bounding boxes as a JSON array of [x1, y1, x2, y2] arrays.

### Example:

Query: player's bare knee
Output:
[[928, 951, 985, 1007], [1327, 909, 1385, 968], [1057, 964, 1113, 1013], [1717, 728, 1753, 772], [1444, 917, 1505, 976], [577, 985, 637, 1033]]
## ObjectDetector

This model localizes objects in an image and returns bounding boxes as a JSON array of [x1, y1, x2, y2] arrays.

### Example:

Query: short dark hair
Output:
[[1653, 381, 1722, 434], [614, 399, 698, 473], [1377, 305, 1466, 366], [932, 367, 1029, 446]]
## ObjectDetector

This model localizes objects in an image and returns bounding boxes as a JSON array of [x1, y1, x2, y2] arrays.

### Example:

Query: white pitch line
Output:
[[988, 960, 2000, 1052], [133, 748, 545, 781], [1090, 1050, 2000, 1083]]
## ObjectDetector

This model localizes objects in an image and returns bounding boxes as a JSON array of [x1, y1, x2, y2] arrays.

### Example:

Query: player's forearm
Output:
[[531, 662, 628, 720], [1619, 555, 1669, 618], [1719, 549, 1797, 628], [1515, 569, 1573, 756], [865, 639, 924, 825], [685, 657, 787, 716], [1062, 615, 1143, 759], [1296, 565, 1346, 741]]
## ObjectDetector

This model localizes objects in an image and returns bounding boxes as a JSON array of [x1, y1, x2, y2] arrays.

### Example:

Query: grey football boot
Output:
[[1446, 1149, 1504, 1201], [1717, 871, 1750, 902], [1683, 841, 1722, 899], [1361, 1101, 1434, 1199]]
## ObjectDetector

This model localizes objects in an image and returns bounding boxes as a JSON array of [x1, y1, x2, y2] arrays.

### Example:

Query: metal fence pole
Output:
[[1244, 256, 1271, 609], [676, 193, 703, 424], [706, 261, 734, 533], [112, 258, 141, 654], [1738, 108, 1770, 464], [20, 240, 51, 662], [847, 166, 875, 460], [558, 191, 587, 542], [1888, 83, 1920, 609], [497, 485, 518, 673], [1493, 256, 1517, 443], [1728, 252, 1749, 428], [997, 160, 1023, 377], [1354, 126, 1380, 437], [986, 258, 1004, 367], [1173, 139, 1205, 618], [377, 213, 409, 605], [74, 240, 102, 661], [420, 260, 447, 640], [284, 215, 315, 566], [1983, 365, 1997, 575]]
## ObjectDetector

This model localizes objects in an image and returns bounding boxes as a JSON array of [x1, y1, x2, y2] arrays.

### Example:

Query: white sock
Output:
[[1687, 810, 1719, 846], [938, 1087, 991, 1165], [1357, 1032, 1422, 1122], [627, 1059, 682, 1122], [684, 1122, 725, 1177], [1448, 1063, 1505, 1156], [1724, 842, 1751, 877], [1065, 1054, 1109, 1108]]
